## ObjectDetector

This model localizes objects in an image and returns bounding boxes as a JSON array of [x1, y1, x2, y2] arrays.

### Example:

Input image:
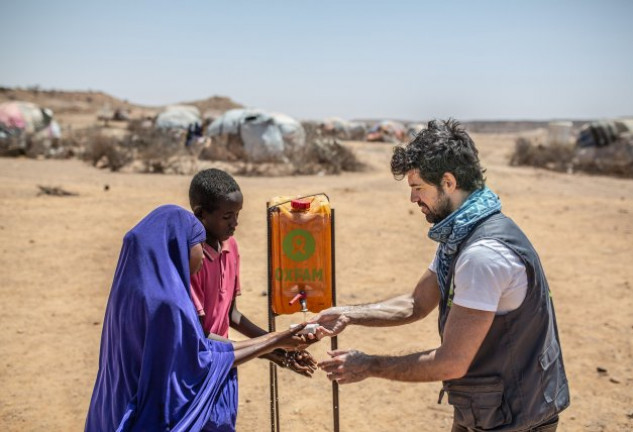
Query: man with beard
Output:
[[315, 120, 570, 431]]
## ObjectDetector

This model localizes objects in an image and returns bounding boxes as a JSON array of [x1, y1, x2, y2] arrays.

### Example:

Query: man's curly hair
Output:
[[390, 119, 485, 192]]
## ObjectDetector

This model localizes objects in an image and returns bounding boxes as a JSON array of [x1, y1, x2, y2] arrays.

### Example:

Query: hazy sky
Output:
[[2, 0, 632, 121]]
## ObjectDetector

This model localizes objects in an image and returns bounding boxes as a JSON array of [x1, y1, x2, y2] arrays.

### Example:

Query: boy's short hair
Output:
[[189, 169, 241, 212]]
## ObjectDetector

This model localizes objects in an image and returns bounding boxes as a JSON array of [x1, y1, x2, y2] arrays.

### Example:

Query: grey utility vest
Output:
[[438, 213, 570, 431]]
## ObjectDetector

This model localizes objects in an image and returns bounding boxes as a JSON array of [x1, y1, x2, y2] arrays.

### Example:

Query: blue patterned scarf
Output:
[[428, 187, 501, 299]]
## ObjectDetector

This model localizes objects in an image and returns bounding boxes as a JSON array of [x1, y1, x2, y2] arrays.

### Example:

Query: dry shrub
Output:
[[234, 162, 294, 177], [290, 123, 366, 175], [81, 134, 131, 171], [290, 137, 366, 175], [234, 138, 366, 176], [0, 135, 26, 157], [510, 137, 574, 172], [76, 125, 189, 173], [510, 134, 633, 178], [123, 128, 196, 174], [198, 136, 241, 161], [1, 131, 67, 159], [198, 124, 365, 176], [572, 134, 633, 178]]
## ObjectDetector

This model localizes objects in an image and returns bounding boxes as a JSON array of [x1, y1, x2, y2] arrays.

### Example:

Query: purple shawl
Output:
[[85, 205, 236, 432]]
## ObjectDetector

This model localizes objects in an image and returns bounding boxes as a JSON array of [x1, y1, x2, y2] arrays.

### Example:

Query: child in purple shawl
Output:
[[85, 205, 308, 432]]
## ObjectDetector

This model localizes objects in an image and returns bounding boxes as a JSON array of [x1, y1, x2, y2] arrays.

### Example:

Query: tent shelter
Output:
[[318, 117, 366, 141], [0, 101, 54, 136], [577, 119, 633, 148], [207, 108, 305, 161], [155, 105, 202, 130], [366, 120, 406, 143]]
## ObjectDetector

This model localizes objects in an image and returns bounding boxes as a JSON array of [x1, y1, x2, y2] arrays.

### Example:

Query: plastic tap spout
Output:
[[289, 291, 308, 312]]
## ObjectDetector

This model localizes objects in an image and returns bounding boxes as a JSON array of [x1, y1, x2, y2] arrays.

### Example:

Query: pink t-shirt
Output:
[[190, 237, 241, 338]]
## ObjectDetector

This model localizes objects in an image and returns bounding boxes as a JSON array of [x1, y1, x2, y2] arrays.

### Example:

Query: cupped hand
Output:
[[268, 349, 317, 377], [317, 349, 373, 385]]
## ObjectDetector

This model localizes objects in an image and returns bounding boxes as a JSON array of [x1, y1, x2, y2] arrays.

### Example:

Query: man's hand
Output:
[[318, 349, 374, 385], [266, 349, 317, 377], [310, 308, 350, 338]]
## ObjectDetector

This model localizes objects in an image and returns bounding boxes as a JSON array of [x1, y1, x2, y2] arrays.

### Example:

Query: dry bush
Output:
[[572, 134, 633, 178], [291, 123, 366, 175], [0, 135, 26, 157], [510, 136, 575, 172], [510, 134, 633, 178], [290, 137, 366, 175], [198, 123, 366, 176], [123, 128, 193, 174], [234, 162, 294, 177], [1, 131, 68, 159], [81, 134, 132, 171], [198, 136, 241, 162], [234, 137, 367, 176]]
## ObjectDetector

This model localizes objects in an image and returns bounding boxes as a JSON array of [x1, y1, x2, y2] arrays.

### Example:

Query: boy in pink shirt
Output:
[[189, 169, 316, 375]]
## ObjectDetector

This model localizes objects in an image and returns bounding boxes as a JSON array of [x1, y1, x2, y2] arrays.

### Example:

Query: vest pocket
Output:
[[539, 339, 569, 409], [445, 376, 512, 430]]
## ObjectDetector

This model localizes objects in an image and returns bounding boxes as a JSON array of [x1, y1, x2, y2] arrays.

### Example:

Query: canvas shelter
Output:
[[155, 105, 202, 130], [318, 117, 366, 141], [319, 117, 350, 139], [207, 108, 305, 161], [34, 120, 62, 140], [348, 121, 368, 140], [366, 120, 406, 143], [577, 119, 633, 148], [0, 101, 53, 136]]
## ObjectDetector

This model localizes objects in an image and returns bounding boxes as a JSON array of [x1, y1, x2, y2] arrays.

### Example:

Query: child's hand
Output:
[[267, 349, 317, 377], [274, 323, 310, 350]]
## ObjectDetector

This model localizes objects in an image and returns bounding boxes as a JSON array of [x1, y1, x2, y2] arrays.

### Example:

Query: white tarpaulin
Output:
[[155, 105, 201, 130], [207, 108, 305, 161]]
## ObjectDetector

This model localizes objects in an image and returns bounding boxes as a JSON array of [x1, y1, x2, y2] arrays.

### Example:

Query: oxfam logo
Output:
[[282, 229, 316, 262]]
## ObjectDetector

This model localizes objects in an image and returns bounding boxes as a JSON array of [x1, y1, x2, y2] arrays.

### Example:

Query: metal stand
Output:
[[267, 206, 281, 432], [267, 203, 339, 432], [331, 209, 339, 432]]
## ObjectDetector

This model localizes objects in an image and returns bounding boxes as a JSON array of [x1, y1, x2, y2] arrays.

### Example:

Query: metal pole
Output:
[[331, 208, 340, 432], [267, 206, 280, 432]]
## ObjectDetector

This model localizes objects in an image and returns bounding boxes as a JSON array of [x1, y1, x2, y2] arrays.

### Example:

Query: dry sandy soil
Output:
[[1, 134, 632, 431]]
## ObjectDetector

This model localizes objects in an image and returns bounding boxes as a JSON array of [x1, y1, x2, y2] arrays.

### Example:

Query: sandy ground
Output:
[[1, 134, 632, 431]]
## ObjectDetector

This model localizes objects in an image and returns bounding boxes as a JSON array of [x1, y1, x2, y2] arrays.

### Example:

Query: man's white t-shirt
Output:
[[429, 239, 527, 314]]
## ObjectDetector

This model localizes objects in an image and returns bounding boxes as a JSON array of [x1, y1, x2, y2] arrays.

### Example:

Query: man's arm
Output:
[[314, 269, 441, 336], [318, 304, 495, 384]]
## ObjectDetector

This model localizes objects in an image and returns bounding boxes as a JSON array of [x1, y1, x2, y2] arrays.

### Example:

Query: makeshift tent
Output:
[[318, 118, 366, 140], [155, 105, 201, 130], [0, 101, 53, 136], [207, 109, 305, 161], [577, 119, 633, 148], [366, 120, 406, 143], [348, 122, 368, 140], [34, 120, 62, 140], [319, 117, 349, 139]]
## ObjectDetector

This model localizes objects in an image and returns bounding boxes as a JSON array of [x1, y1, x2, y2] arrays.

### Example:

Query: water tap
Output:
[[289, 291, 308, 312]]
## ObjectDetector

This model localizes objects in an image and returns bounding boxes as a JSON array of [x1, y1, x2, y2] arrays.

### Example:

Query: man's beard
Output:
[[423, 191, 453, 224]]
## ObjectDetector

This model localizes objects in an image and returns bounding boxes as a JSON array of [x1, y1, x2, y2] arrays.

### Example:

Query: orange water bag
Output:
[[268, 194, 333, 315]]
